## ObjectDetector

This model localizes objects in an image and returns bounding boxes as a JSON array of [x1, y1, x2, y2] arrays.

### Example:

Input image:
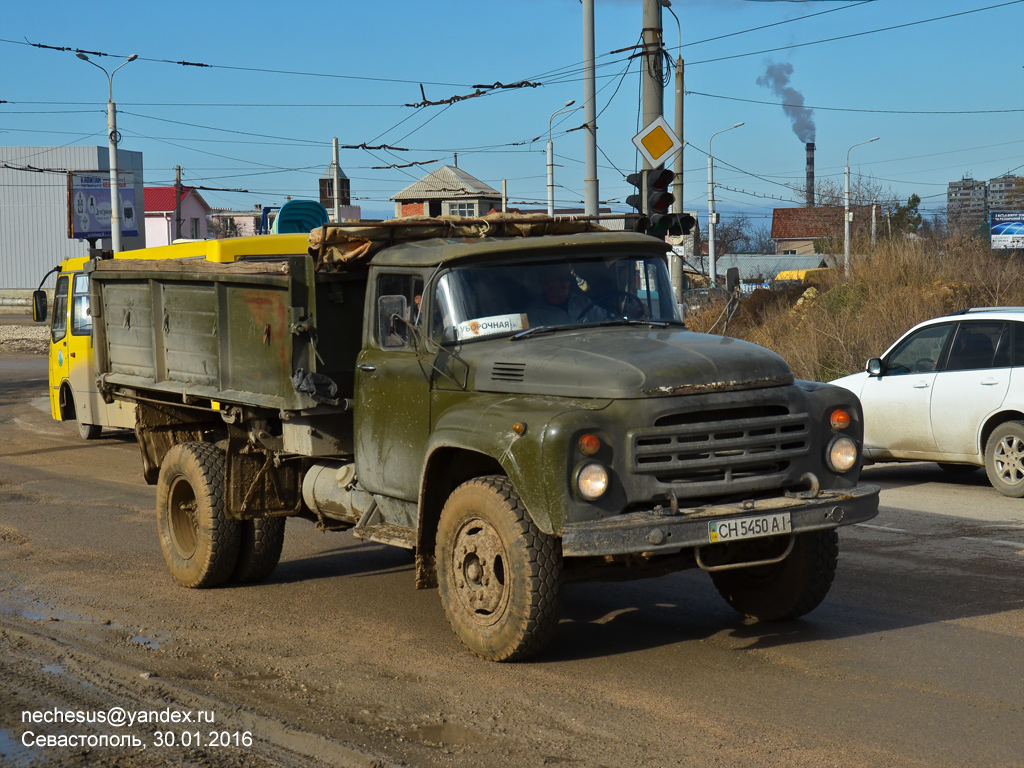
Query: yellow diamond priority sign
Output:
[[632, 116, 682, 168]]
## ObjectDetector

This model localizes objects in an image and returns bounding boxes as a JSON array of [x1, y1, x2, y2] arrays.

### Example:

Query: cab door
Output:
[[353, 271, 428, 501], [47, 274, 71, 420]]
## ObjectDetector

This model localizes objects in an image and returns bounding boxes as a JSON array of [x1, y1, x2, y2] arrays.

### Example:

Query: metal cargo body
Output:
[[88, 256, 365, 413]]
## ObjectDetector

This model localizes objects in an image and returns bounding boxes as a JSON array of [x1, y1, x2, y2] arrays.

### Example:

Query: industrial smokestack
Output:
[[805, 142, 815, 208]]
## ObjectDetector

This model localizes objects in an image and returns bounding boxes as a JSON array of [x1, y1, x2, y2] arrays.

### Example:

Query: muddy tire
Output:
[[156, 442, 240, 588], [709, 530, 838, 621], [436, 476, 561, 662], [232, 517, 286, 584], [77, 421, 101, 440], [984, 421, 1024, 498]]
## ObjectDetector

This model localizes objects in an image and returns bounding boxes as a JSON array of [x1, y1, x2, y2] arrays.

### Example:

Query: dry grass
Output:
[[689, 237, 1024, 382]]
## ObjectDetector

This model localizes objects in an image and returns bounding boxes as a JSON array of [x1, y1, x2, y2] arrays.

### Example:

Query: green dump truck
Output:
[[85, 216, 879, 661]]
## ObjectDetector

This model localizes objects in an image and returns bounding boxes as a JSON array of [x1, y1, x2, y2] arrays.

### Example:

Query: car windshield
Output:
[[429, 254, 681, 343]]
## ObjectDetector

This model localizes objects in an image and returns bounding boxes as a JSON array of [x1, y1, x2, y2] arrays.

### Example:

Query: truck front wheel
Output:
[[709, 529, 838, 621], [436, 477, 561, 662], [156, 442, 240, 589]]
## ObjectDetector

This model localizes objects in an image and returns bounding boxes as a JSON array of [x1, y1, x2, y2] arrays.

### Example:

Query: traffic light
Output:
[[649, 211, 696, 240], [624, 168, 693, 239], [645, 168, 675, 216], [625, 168, 675, 216]]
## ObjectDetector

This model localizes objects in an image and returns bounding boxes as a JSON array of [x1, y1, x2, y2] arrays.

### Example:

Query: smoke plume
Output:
[[756, 62, 815, 143]]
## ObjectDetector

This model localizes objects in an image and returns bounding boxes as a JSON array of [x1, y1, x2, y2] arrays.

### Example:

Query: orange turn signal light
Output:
[[830, 409, 851, 430], [579, 433, 601, 456]]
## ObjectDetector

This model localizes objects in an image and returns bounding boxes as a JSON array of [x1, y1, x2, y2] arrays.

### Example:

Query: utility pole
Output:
[[641, 0, 665, 174], [174, 165, 183, 241], [332, 138, 341, 222], [582, 0, 599, 215]]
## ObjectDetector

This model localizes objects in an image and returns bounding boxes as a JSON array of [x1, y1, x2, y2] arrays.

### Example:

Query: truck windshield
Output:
[[430, 254, 680, 343]]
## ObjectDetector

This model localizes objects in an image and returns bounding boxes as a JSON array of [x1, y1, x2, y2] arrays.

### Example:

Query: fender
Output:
[[420, 393, 611, 535]]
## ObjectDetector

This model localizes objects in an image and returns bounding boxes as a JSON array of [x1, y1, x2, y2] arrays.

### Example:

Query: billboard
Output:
[[67, 171, 139, 240], [990, 210, 1024, 250]]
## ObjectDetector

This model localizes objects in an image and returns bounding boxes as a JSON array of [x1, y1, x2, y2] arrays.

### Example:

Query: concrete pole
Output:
[[332, 137, 341, 222], [582, 0, 599, 215], [547, 138, 555, 216], [548, 100, 576, 217], [844, 162, 851, 272], [641, 0, 664, 173], [674, 58, 684, 209], [106, 100, 122, 252], [174, 165, 183, 240], [708, 154, 716, 284]]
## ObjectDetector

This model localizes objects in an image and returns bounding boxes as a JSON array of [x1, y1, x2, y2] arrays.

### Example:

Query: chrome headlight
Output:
[[827, 436, 858, 473], [576, 463, 609, 500]]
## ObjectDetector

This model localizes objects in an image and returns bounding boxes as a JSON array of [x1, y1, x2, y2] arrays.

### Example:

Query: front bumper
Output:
[[559, 484, 879, 557]]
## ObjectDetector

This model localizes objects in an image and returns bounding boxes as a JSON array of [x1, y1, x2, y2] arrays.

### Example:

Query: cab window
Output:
[[71, 273, 92, 336], [51, 275, 69, 344], [376, 273, 423, 348]]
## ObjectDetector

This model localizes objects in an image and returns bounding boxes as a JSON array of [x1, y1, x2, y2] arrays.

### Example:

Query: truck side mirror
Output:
[[32, 290, 47, 323], [726, 267, 740, 294], [378, 294, 409, 350], [866, 358, 883, 377]]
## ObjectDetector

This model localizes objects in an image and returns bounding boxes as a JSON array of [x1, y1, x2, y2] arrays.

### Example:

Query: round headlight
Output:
[[576, 463, 609, 500], [828, 436, 858, 473]]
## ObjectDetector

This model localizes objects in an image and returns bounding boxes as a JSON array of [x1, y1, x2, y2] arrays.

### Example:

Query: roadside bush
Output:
[[694, 237, 1024, 382]]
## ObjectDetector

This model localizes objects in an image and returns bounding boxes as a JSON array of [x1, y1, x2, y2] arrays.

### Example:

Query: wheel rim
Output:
[[168, 475, 200, 559], [994, 434, 1024, 486], [448, 516, 510, 626]]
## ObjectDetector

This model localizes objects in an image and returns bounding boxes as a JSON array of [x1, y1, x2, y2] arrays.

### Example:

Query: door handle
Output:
[[913, 381, 929, 389], [357, 364, 376, 372], [981, 378, 999, 386]]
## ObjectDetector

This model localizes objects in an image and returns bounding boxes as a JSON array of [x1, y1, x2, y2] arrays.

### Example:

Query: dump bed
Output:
[[88, 255, 366, 413]]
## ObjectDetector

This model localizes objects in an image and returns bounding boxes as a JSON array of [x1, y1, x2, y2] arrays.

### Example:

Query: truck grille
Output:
[[630, 405, 810, 486]]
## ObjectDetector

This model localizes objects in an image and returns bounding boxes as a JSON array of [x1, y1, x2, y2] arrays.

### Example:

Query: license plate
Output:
[[708, 512, 791, 543]]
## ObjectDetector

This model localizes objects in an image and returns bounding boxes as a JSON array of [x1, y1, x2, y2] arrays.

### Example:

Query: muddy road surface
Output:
[[1, 347, 1023, 767]]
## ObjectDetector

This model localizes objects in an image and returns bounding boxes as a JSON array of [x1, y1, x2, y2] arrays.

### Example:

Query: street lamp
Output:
[[547, 100, 576, 216], [707, 122, 744, 285], [844, 136, 880, 273], [76, 52, 138, 252]]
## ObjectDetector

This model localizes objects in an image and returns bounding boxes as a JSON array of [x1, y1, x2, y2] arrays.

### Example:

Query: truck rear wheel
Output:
[[156, 442, 240, 589], [232, 517, 286, 584], [436, 477, 561, 662], [709, 530, 838, 621]]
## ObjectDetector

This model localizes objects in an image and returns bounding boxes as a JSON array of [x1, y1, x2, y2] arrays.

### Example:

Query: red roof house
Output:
[[144, 186, 212, 246]]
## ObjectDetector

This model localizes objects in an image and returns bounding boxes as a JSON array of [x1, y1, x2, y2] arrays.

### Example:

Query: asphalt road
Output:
[[1, 349, 1022, 768]]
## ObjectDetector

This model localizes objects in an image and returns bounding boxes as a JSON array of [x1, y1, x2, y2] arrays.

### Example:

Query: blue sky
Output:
[[2, 0, 1022, 226]]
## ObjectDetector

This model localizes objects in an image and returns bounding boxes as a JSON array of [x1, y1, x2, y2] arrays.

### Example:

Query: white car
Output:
[[831, 308, 1024, 497]]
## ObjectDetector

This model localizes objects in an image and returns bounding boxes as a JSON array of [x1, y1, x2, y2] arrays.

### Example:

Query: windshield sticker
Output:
[[456, 313, 528, 341]]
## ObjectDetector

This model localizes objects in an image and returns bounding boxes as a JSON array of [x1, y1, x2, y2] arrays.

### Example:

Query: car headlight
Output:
[[827, 436, 858, 473], [576, 463, 609, 500]]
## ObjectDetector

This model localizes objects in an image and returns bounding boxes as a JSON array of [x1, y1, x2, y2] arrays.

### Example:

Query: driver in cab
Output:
[[527, 264, 612, 328]]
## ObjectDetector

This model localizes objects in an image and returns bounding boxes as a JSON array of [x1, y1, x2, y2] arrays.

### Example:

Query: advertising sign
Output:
[[990, 210, 1024, 250], [67, 171, 139, 240]]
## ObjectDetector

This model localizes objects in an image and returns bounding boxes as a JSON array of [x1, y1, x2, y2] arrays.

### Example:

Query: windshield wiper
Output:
[[593, 318, 686, 329], [510, 323, 590, 341]]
